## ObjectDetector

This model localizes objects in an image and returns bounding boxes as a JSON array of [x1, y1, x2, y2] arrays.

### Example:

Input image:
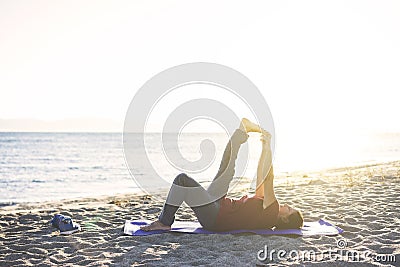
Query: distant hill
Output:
[[0, 118, 122, 132]]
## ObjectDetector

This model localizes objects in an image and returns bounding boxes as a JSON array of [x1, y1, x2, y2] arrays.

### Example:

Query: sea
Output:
[[0, 132, 399, 205]]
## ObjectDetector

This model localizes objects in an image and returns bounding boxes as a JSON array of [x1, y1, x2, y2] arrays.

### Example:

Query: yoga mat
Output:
[[123, 219, 343, 236]]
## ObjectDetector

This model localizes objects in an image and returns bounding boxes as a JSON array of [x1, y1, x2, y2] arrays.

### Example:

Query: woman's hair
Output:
[[275, 210, 304, 229]]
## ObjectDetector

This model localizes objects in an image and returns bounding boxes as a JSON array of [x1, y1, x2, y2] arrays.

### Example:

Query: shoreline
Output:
[[2, 160, 399, 208]]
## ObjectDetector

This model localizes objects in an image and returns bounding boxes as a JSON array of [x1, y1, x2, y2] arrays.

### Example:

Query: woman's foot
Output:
[[240, 118, 271, 136], [140, 220, 171, 231]]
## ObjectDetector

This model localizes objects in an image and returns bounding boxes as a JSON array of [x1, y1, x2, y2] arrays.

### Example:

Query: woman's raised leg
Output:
[[206, 127, 248, 198]]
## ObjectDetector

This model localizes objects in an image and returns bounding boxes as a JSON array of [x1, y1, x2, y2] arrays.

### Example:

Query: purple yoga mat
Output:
[[123, 219, 343, 236]]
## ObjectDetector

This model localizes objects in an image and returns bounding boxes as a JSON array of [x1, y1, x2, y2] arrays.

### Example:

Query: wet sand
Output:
[[1, 161, 399, 266]]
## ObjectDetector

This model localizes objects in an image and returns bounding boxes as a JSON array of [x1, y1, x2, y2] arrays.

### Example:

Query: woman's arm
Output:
[[255, 135, 277, 209]]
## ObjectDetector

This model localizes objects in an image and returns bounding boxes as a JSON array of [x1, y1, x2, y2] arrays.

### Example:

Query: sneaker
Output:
[[51, 214, 81, 235]]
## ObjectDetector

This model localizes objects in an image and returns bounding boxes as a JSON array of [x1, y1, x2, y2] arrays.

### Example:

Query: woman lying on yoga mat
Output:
[[141, 118, 303, 232]]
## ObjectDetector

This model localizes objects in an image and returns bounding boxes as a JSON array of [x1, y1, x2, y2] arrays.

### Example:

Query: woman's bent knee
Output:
[[173, 173, 189, 185], [173, 173, 200, 187]]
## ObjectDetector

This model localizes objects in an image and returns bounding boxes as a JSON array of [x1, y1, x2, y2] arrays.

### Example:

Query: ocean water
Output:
[[0, 132, 399, 204]]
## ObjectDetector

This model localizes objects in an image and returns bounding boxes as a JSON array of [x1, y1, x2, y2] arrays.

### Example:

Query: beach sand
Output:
[[1, 161, 399, 266]]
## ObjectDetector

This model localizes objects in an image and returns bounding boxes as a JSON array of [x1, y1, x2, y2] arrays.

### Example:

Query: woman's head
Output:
[[275, 204, 303, 229]]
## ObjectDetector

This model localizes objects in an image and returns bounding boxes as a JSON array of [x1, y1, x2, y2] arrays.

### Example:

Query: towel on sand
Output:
[[123, 219, 343, 236]]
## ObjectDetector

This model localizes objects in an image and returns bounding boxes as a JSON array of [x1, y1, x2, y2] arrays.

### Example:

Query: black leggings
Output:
[[158, 129, 248, 229]]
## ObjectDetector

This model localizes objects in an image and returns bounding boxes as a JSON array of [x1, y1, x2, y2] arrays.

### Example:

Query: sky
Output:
[[0, 0, 399, 134]]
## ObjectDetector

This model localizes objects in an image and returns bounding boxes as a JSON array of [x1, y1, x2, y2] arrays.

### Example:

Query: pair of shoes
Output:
[[51, 214, 81, 235]]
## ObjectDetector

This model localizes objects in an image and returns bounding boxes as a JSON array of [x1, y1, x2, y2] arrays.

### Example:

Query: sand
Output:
[[1, 161, 399, 266]]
